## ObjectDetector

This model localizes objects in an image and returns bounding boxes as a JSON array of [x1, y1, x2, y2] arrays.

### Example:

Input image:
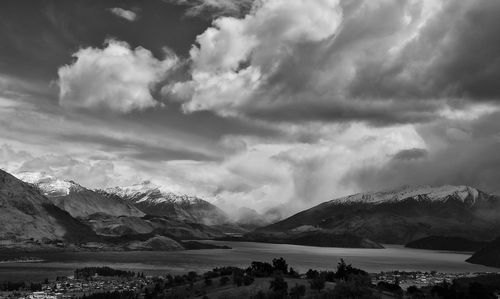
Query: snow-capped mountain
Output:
[[16, 171, 84, 196], [332, 185, 482, 205], [257, 185, 500, 244], [103, 181, 229, 225], [16, 172, 144, 218]]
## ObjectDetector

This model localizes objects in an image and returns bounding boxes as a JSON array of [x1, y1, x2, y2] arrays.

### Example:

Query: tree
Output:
[[334, 258, 367, 281], [243, 274, 255, 286], [305, 269, 319, 279], [289, 283, 306, 299], [233, 269, 245, 287], [219, 276, 230, 286], [250, 261, 274, 277], [269, 274, 288, 296], [288, 267, 300, 278], [204, 277, 212, 286], [272, 257, 288, 274], [309, 276, 325, 292]]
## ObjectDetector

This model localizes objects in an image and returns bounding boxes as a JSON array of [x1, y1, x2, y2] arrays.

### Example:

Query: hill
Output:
[[256, 185, 500, 245], [0, 169, 97, 243], [466, 236, 500, 268]]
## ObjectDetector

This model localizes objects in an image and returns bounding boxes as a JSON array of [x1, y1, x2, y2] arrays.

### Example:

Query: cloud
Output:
[[166, 0, 254, 18], [149, 123, 425, 214], [165, 0, 500, 124], [109, 7, 138, 21], [344, 111, 500, 195], [58, 39, 178, 113]]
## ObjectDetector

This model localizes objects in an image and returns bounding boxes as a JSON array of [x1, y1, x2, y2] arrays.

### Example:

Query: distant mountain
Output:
[[466, 237, 500, 268], [256, 185, 500, 244], [405, 236, 488, 252], [103, 181, 229, 225], [16, 172, 144, 219], [0, 169, 97, 243]]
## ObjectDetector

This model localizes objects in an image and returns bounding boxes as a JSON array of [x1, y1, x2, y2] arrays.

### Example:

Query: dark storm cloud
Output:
[[344, 111, 500, 195], [58, 132, 219, 162], [392, 148, 428, 161], [349, 0, 500, 102]]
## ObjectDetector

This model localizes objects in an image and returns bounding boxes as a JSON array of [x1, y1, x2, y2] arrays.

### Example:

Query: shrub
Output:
[[289, 283, 306, 299]]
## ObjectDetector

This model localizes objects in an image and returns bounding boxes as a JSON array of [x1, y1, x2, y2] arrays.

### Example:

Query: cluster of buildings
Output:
[[1, 276, 151, 299], [373, 270, 482, 289]]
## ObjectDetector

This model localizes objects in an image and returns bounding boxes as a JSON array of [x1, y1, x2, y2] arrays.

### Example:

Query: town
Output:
[[0, 260, 499, 299]]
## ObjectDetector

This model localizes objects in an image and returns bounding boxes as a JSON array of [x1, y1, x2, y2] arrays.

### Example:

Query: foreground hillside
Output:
[[255, 185, 500, 245]]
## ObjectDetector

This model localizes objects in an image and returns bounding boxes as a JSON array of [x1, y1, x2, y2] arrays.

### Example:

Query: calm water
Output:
[[0, 241, 497, 281]]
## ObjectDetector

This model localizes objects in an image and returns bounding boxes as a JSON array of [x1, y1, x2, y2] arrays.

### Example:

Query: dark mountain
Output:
[[405, 236, 488, 252], [256, 185, 500, 245], [0, 169, 97, 243], [467, 237, 500, 268]]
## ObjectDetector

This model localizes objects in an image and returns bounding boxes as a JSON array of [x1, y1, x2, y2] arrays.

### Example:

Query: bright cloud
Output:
[[58, 39, 177, 113], [168, 0, 500, 124], [109, 7, 138, 21]]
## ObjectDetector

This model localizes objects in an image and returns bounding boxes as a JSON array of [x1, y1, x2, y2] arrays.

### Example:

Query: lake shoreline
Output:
[[0, 240, 497, 281]]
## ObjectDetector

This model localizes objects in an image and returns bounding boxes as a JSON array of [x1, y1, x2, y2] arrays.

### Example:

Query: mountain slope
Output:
[[0, 169, 97, 243], [17, 172, 144, 218], [466, 236, 500, 268], [257, 185, 500, 244], [103, 181, 229, 225]]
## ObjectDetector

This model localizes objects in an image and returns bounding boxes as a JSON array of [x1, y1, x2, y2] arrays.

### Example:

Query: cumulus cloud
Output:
[[109, 7, 138, 21], [166, 0, 500, 124], [58, 39, 177, 113]]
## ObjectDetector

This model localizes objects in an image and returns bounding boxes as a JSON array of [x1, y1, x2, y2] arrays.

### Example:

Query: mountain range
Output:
[[251, 185, 500, 246], [0, 169, 248, 251], [102, 181, 228, 226], [4, 167, 500, 256]]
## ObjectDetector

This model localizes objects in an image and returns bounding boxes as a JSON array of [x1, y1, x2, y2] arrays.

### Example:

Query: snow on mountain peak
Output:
[[15, 171, 83, 196], [106, 181, 204, 205], [331, 185, 482, 205]]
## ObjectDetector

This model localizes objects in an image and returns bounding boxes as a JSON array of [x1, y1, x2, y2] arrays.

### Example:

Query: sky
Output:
[[1, 0, 500, 217]]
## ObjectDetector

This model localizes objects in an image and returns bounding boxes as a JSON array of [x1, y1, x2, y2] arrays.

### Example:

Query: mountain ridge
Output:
[[255, 185, 500, 245]]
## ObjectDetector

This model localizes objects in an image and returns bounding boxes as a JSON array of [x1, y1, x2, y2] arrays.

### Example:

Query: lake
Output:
[[0, 241, 497, 281]]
